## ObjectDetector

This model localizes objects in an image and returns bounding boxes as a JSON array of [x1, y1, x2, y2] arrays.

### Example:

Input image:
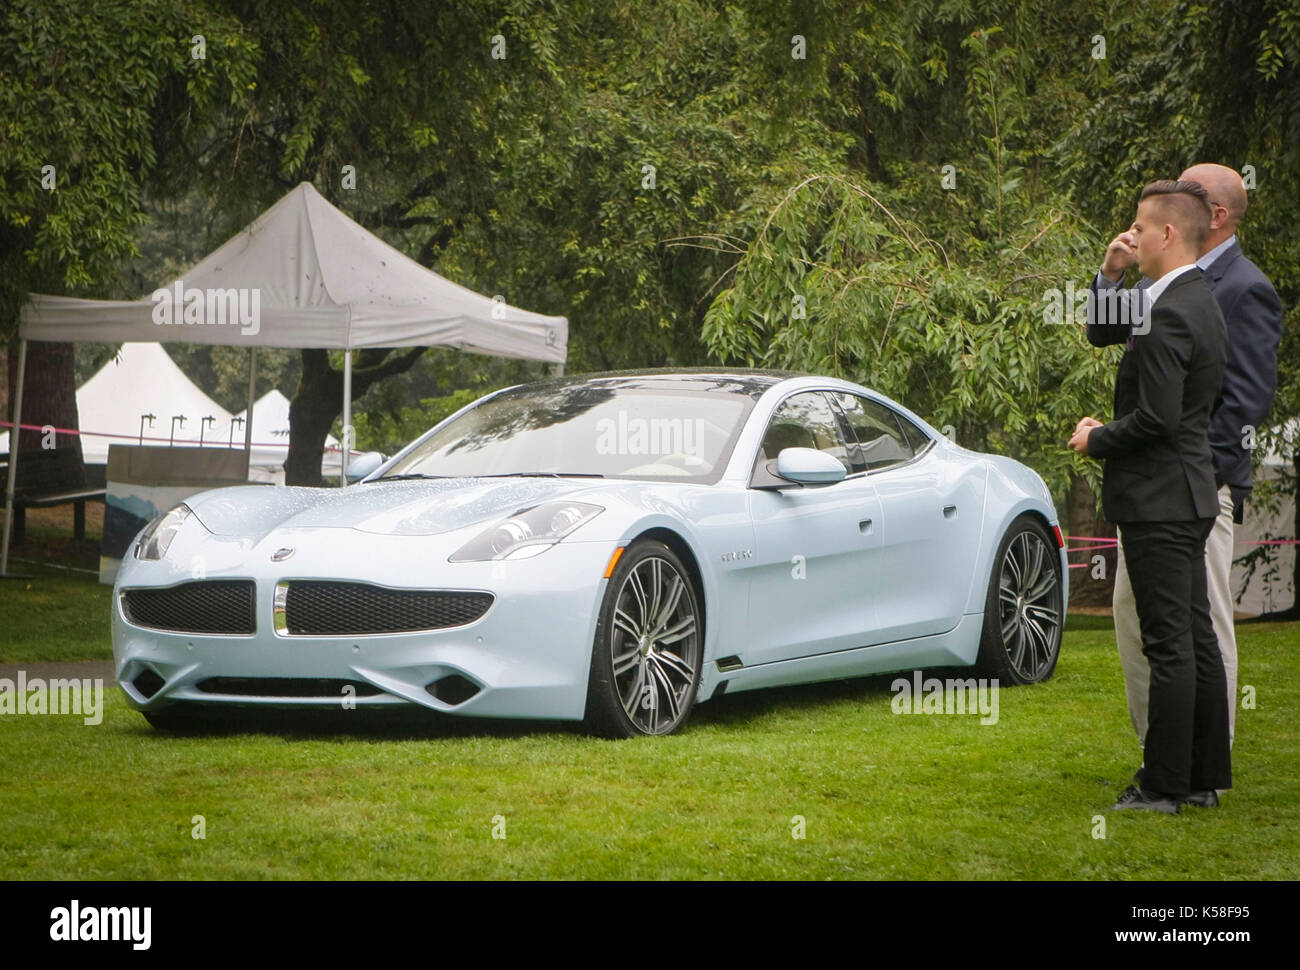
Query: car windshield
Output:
[[379, 379, 756, 484]]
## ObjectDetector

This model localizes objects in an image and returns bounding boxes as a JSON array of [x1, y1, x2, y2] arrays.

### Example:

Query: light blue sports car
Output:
[[113, 370, 1067, 737]]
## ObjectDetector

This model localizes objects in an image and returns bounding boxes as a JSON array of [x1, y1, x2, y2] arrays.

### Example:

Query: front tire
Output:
[[583, 540, 703, 737], [974, 515, 1063, 684]]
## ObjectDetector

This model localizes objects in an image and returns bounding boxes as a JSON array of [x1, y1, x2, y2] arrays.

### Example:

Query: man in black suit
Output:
[[1086, 165, 1283, 757], [1069, 179, 1230, 813]]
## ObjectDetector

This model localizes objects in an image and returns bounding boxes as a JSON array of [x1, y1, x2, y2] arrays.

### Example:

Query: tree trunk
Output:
[[5, 340, 84, 472], [1065, 473, 1116, 609], [285, 350, 342, 487], [284, 346, 427, 487]]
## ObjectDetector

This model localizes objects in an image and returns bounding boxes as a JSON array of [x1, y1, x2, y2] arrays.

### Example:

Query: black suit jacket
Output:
[[1087, 268, 1227, 523], [1086, 240, 1283, 496]]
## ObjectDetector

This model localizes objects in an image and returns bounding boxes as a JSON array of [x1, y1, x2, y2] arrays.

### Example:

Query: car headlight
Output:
[[450, 502, 603, 562], [134, 504, 193, 561]]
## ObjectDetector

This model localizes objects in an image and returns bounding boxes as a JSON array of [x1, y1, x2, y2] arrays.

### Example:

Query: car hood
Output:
[[185, 478, 595, 539]]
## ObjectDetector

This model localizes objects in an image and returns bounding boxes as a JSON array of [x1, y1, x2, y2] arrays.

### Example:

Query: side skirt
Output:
[[696, 612, 983, 700]]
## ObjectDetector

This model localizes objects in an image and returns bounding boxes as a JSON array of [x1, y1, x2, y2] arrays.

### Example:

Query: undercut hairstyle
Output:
[[1139, 179, 1212, 249]]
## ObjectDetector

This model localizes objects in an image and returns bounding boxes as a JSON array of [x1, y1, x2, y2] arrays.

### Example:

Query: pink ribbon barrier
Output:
[[1, 420, 356, 455], [1062, 535, 1298, 568]]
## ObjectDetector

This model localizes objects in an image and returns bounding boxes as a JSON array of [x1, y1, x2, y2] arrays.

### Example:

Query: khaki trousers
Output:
[[1113, 484, 1237, 747]]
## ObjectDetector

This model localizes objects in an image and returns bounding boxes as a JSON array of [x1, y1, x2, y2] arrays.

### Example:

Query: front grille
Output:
[[282, 581, 493, 636], [122, 580, 256, 635], [196, 677, 384, 698]]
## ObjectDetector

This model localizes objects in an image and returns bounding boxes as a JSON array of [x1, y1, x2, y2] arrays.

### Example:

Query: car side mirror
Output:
[[775, 447, 846, 485], [345, 452, 385, 483]]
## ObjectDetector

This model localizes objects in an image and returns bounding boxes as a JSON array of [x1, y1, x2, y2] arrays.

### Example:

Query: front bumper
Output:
[[112, 534, 613, 721]]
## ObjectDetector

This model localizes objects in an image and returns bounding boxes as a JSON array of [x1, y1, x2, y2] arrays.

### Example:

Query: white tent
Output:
[[223, 388, 342, 484], [3, 181, 568, 573], [1233, 418, 1298, 615], [0, 351, 326, 476], [16, 181, 568, 359], [0, 343, 233, 464]]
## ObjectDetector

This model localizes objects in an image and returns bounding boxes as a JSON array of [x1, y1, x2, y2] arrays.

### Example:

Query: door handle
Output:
[[859, 518, 874, 535], [943, 505, 957, 519]]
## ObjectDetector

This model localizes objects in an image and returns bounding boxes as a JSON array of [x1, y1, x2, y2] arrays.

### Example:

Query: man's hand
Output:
[[1100, 230, 1138, 282], [1069, 416, 1103, 454]]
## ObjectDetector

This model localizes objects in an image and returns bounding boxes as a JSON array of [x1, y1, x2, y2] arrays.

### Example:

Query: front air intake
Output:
[[196, 677, 385, 698], [280, 581, 492, 636], [132, 669, 166, 699], [426, 674, 481, 706], [122, 580, 256, 635]]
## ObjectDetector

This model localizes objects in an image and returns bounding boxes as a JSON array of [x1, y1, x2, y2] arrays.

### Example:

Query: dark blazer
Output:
[[1087, 240, 1283, 496], [1087, 268, 1227, 523], [1201, 242, 1284, 492]]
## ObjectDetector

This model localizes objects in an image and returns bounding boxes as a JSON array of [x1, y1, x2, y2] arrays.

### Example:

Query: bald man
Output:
[[1085, 164, 1284, 776]]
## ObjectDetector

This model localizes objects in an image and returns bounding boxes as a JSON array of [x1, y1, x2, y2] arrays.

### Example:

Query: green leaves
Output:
[[704, 166, 1110, 503], [0, 0, 255, 322]]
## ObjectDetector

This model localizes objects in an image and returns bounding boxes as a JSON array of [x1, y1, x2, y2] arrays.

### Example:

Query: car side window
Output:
[[833, 393, 916, 472], [893, 411, 931, 453], [756, 391, 853, 474]]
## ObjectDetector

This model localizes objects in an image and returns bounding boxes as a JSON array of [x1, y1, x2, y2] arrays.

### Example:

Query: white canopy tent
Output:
[[0, 342, 235, 463], [3, 181, 568, 573]]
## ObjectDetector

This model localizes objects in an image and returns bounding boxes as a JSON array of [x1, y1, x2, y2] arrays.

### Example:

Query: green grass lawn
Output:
[[1, 564, 113, 662], [1, 565, 1297, 879]]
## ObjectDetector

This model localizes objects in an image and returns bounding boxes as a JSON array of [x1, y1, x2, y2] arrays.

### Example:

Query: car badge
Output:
[[271, 547, 295, 562]]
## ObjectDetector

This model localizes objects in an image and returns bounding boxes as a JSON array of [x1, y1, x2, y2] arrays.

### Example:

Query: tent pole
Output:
[[244, 347, 256, 478], [340, 349, 351, 486], [2, 338, 29, 576]]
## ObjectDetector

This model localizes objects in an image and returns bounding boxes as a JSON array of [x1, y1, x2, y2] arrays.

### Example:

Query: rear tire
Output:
[[583, 540, 703, 738], [973, 514, 1063, 684]]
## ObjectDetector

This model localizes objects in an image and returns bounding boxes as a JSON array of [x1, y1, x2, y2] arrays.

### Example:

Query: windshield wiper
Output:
[[369, 473, 456, 482], [479, 472, 605, 479]]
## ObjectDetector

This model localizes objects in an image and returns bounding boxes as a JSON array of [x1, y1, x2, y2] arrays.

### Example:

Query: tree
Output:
[[0, 0, 255, 458], [700, 22, 1113, 520], [153, 1, 577, 483], [406, 1, 854, 372]]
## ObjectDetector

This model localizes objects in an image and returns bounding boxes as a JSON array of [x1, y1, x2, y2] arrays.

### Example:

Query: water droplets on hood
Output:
[[186, 478, 589, 539]]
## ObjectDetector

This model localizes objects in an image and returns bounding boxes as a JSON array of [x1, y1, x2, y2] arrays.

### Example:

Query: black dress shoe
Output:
[[1179, 790, 1219, 808], [1110, 784, 1180, 814]]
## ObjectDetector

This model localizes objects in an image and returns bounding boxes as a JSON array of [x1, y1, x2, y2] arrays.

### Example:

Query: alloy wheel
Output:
[[997, 529, 1062, 681], [609, 556, 700, 735]]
